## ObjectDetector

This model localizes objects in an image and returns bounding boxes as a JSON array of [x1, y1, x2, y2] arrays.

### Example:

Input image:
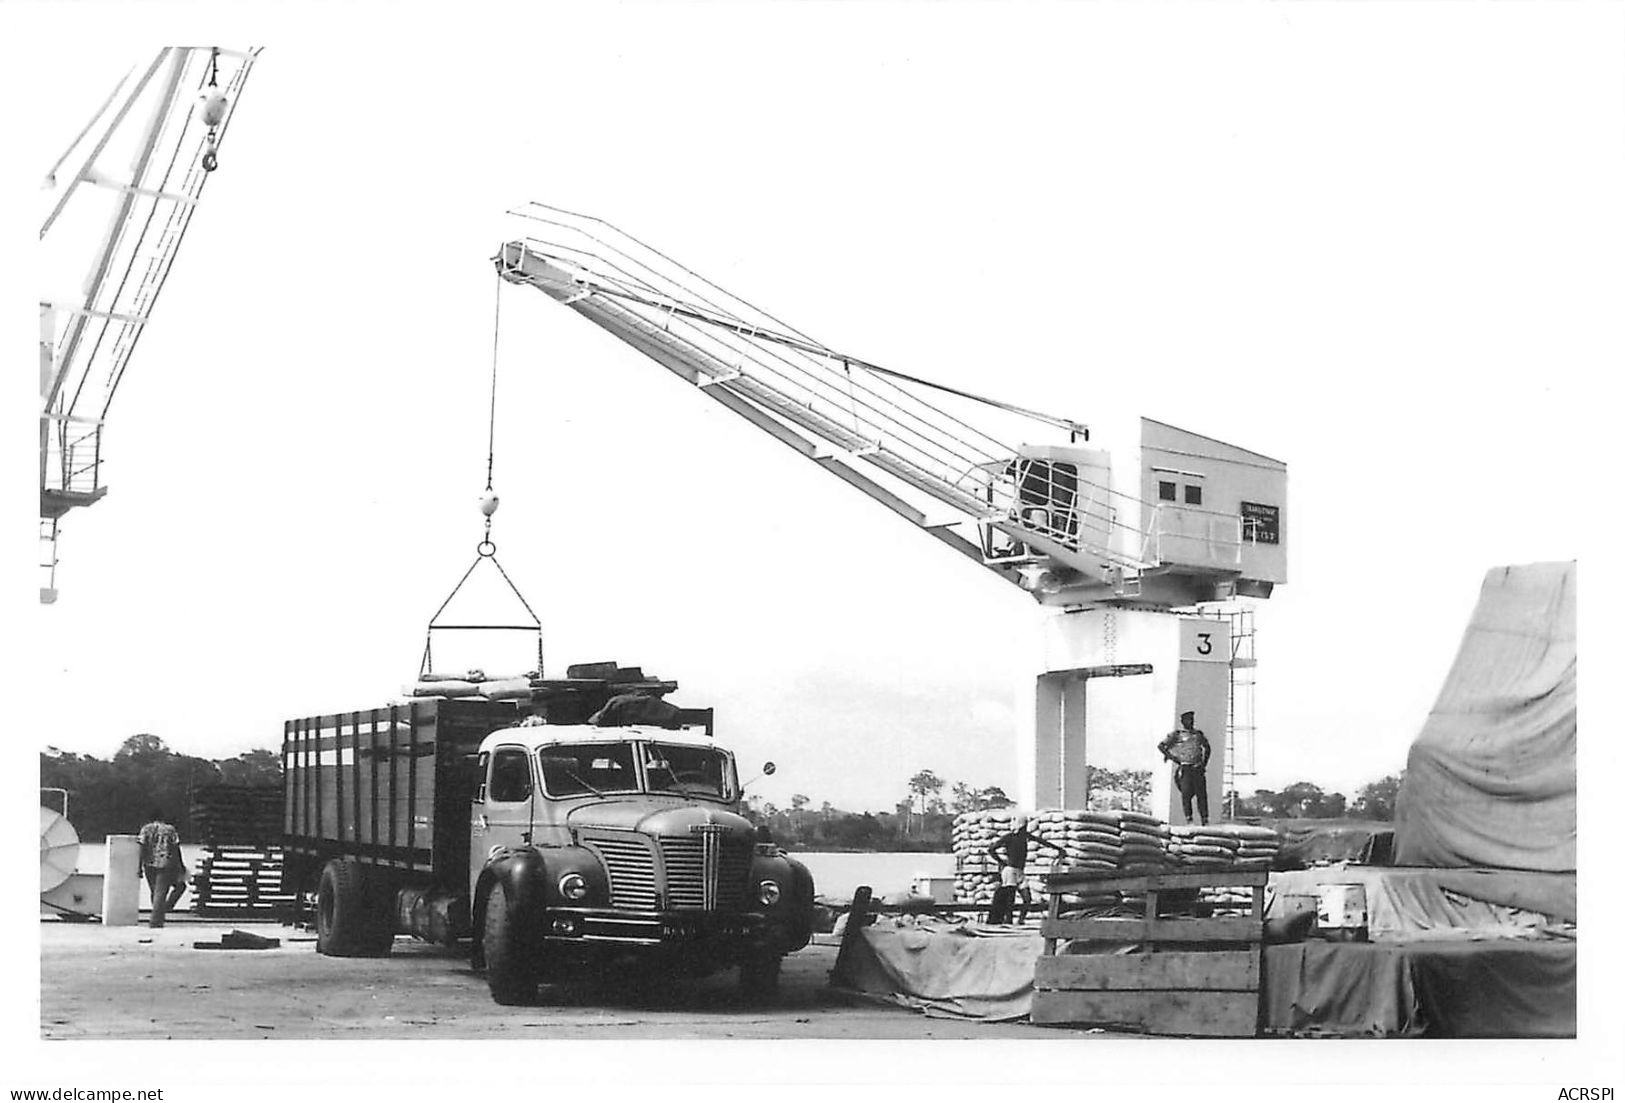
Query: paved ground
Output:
[[39, 918, 1063, 1040]]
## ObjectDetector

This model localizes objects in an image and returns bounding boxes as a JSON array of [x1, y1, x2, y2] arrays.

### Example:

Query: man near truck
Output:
[[137, 808, 187, 928], [1158, 711, 1213, 825]]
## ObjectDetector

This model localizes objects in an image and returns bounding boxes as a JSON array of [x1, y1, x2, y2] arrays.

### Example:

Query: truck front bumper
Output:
[[537, 907, 786, 949]]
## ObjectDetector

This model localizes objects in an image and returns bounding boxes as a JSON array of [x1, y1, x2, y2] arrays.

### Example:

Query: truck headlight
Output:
[[758, 879, 781, 906], [558, 872, 589, 901]]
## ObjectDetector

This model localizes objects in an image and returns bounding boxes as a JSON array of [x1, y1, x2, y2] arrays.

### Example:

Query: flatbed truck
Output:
[[280, 664, 815, 1004]]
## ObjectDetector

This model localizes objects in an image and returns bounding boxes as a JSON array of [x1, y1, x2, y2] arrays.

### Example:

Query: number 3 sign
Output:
[[1179, 620, 1230, 663]]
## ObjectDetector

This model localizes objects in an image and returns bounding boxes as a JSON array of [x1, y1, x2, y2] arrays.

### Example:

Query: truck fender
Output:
[[472, 848, 547, 963]]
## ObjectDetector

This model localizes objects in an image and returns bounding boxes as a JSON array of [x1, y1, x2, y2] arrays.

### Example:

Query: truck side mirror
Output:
[[741, 762, 777, 790]]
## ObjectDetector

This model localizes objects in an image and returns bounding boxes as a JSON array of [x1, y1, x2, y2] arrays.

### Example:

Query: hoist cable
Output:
[[485, 272, 502, 493]]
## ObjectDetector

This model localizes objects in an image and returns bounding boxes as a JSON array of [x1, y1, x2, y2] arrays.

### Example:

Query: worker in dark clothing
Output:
[[986, 814, 1066, 924], [1158, 711, 1213, 825]]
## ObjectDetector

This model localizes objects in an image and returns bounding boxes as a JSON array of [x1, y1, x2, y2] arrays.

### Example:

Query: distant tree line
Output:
[[40, 735, 1406, 852], [40, 734, 280, 840], [1231, 774, 1402, 822]]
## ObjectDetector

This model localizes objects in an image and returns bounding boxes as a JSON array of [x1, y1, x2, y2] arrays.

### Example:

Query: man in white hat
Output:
[[986, 813, 1066, 924]]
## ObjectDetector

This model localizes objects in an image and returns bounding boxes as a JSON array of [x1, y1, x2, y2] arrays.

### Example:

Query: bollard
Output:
[[101, 835, 140, 926]]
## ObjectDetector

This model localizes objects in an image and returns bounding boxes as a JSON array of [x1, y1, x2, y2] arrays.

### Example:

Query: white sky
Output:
[[6, 4, 1624, 1087], [14, 8, 1619, 816]]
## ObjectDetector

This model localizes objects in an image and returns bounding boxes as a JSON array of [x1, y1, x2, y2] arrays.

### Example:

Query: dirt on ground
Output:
[[39, 918, 1064, 1041]]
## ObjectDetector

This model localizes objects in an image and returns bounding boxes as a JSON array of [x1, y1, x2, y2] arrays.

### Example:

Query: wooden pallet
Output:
[[1032, 869, 1268, 1037]]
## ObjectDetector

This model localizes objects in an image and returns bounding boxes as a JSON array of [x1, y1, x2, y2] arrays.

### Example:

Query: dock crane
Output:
[[39, 47, 261, 603], [496, 203, 1288, 817]]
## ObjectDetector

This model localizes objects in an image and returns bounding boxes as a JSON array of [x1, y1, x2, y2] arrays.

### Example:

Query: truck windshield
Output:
[[537, 743, 639, 797], [642, 742, 735, 801]]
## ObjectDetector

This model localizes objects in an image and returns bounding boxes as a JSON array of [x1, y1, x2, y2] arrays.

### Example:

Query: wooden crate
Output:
[[1032, 869, 1268, 1036]]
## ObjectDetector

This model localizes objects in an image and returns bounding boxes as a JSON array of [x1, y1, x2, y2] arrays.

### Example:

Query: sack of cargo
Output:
[[475, 677, 533, 700], [409, 680, 479, 697]]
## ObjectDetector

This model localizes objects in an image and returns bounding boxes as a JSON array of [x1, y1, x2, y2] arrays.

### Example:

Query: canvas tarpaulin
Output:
[[1262, 939, 1576, 1037], [829, 915, 1043, 1021], [1268, 865, 1577, 937], [1395, 562, 1576, 871]]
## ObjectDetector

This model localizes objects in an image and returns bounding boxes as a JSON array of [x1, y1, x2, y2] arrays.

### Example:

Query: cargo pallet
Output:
[[1032, 869, 1268, 1036]]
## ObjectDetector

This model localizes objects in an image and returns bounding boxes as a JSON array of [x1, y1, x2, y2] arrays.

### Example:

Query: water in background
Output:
[[65, 844, 953, 909]]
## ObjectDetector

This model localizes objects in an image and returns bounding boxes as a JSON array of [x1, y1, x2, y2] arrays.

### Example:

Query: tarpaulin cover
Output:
[[1268, 864, 1577, 937], [1275, 820, 1391, 868], [829, 915, 1042, 1021], [1395, 562, 1577, 871], [1262, 940, 1576, 1037]]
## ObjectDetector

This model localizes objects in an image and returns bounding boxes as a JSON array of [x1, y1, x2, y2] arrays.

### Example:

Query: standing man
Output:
[[137, 808, 187, 928], [1158, 711, 1213, 825], [986, 814, 1066, 924]]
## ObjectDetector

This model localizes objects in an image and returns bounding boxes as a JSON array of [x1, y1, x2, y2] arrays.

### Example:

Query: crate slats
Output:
[[1032, 869, 1267, 1037], [1029, 989, 1261, 1036]]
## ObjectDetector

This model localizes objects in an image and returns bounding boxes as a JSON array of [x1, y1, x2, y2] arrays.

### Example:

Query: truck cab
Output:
[[469, 718, 815, 1004]]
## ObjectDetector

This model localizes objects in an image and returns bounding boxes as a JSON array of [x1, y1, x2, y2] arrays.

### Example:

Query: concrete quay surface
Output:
[[39, 918, 1061, 1041]]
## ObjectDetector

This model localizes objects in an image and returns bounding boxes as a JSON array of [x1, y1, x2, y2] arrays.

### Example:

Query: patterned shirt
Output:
[[139, 820, 182, 870]]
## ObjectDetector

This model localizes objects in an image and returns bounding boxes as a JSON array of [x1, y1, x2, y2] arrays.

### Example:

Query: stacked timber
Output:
[[189, 785, 282, 846], [191, 845, 296, 918]]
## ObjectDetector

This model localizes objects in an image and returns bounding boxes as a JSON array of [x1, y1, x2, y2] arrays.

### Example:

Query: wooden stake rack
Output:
[[1032, 869, 1268, 1037]]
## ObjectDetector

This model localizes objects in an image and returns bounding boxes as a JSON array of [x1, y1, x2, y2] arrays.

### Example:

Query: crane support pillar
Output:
[[1017, 610, 1229, 823]]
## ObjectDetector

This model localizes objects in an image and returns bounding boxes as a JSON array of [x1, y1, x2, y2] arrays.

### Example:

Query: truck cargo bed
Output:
[[281, 699, 521, 894]]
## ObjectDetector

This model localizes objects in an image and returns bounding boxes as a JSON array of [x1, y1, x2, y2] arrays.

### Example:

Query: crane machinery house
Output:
[[496, 206, 1287, 824], [996, 418, 1286, 610]]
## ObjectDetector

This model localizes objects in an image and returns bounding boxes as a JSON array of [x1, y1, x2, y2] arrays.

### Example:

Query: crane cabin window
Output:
[[1158, 481, 1177, 502], [1184, 484, 1203, 506], [1011, 459, 1079, 537]]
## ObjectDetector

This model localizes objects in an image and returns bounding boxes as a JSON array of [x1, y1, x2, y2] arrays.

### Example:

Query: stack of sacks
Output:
[[953, 809, 1176, 904], [408, 670, 535, 702], [1167, 824, 1241, 869], [1227, 824, 1282, 870], [1199, 883, 1260, 914], [1116, 812, 1172, 871], [951, 809, 1015, 905]]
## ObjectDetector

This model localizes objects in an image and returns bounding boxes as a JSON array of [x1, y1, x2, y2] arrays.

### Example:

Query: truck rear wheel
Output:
[[738, 951, 783, 1001], [482, 882, 538, 1006], [315, 859, 393, 958]]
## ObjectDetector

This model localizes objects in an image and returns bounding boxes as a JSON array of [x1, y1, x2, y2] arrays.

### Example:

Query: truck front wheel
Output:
[[315, 859, 393, 958], [482, 882, 538, 1006], [738, 951, 783, 1001]]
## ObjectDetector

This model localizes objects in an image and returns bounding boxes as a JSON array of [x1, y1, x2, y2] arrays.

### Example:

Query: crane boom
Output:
[[39, 47, 261, 603], [497, 203, 1277, 609]]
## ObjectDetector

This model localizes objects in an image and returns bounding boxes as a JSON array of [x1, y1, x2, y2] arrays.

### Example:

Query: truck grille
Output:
[[586, 835, 657, 910], [583, 830, 752, 912], [659, 833, 752, 911]]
